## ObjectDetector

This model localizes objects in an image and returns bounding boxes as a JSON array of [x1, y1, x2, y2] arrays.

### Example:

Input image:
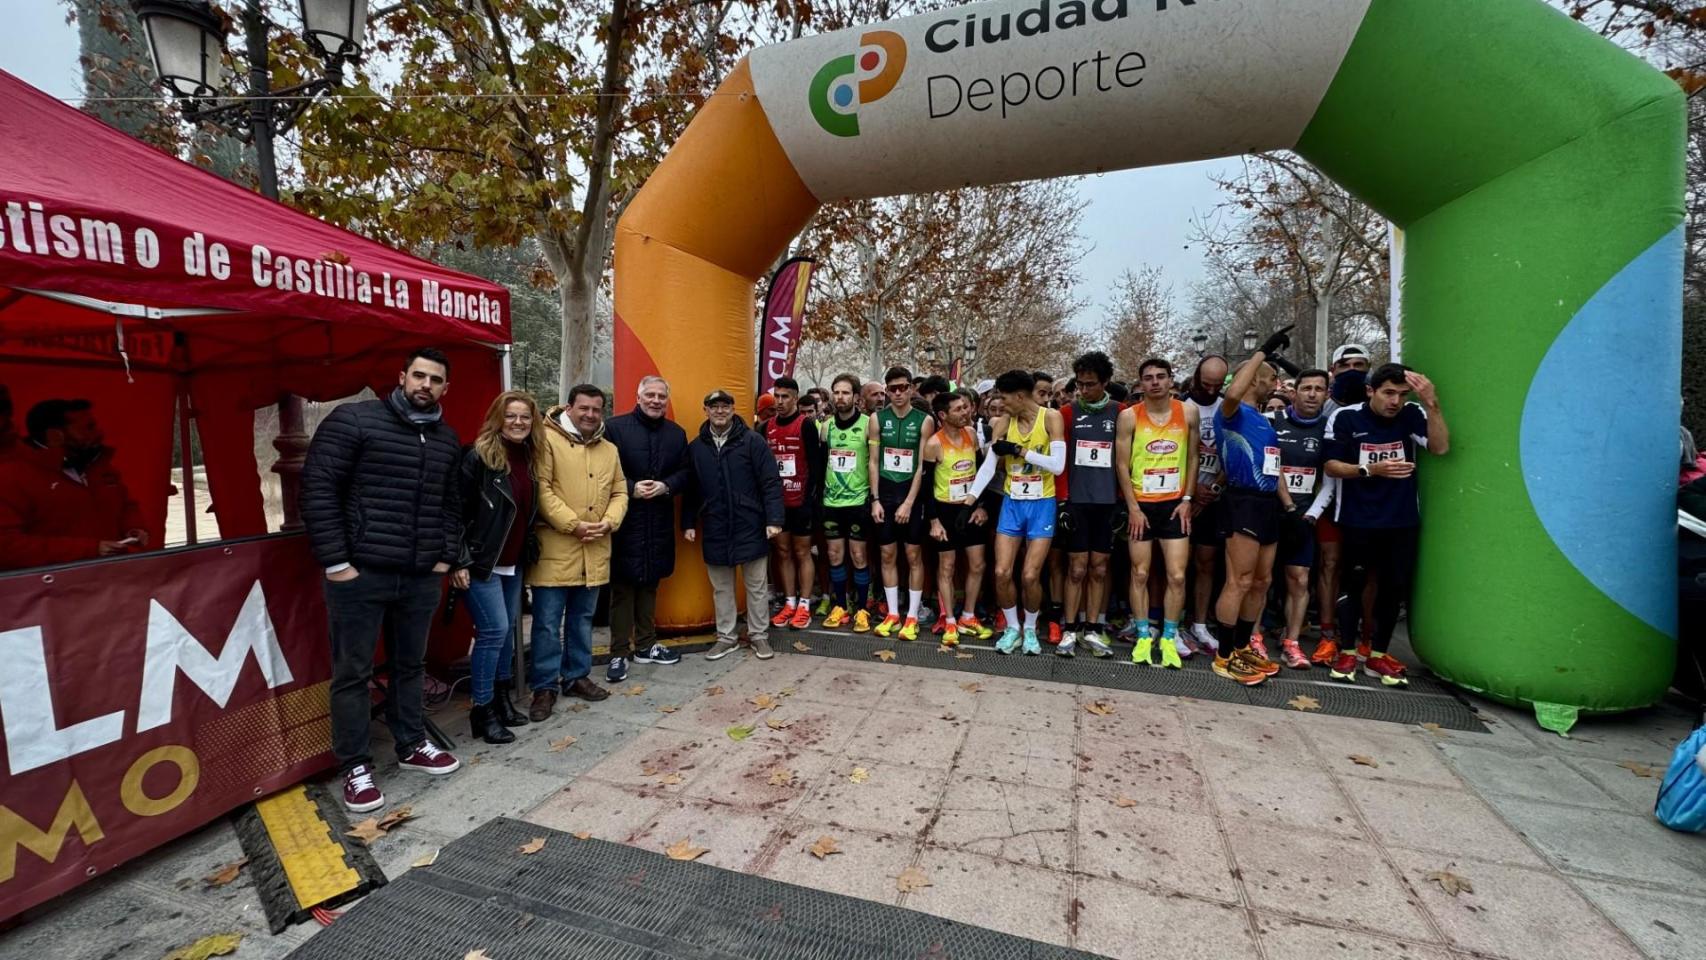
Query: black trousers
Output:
[[325, 570, 443, 771], [1337, 525, 1419, 653], [608, 579, 659, 657]]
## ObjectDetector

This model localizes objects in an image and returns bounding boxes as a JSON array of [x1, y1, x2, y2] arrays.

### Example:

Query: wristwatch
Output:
[[1182, 494, 1194, 502], [1358, 465, 1371, 478]]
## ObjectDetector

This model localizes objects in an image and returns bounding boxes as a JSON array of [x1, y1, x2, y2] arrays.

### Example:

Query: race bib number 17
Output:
[[829, 448, 858, 473]]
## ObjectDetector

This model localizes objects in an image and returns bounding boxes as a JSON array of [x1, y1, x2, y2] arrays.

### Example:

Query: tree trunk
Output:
[[560, 272, 597, 398]]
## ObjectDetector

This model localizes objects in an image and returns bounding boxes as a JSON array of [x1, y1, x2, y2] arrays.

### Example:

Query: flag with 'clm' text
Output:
[[757, 256, 815, 398]]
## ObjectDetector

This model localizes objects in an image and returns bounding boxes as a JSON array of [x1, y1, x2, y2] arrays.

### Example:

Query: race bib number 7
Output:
[[1142, 467, 1180, 495], [829, 448, 858, 473], [1359, 441, 1406, 469]]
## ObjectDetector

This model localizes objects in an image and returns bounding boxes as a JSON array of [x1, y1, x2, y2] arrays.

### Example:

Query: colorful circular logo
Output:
[[810, 31, 907, 137]]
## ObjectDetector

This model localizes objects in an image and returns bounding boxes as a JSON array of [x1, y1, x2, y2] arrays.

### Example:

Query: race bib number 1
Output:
[[1262, 446, 1282, 477], [1010, 473, 1045, 500], [1359, 441, 1406, 469], [829, 448, 858, 473], [948, 480, 972, 501], [1075, 439, 1112, 467], [883, 446, 916, 474], [1142, 467, 1181, 495]]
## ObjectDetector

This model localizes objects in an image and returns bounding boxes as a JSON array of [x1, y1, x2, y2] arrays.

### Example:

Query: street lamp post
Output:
[[1242, 328, 1259, 357], [133, 0, 369, 531], [1190, 329, 1208, 357]]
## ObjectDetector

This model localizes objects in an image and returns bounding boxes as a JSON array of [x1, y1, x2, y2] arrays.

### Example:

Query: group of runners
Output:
[[758, 324, 1450, 688]]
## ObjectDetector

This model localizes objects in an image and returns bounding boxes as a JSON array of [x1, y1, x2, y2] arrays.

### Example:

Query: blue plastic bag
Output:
[[1655, 726, 1706, 833]]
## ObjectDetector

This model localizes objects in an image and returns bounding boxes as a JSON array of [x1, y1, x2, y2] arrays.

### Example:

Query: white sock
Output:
[[885, 586, 900, 616], [1023, 609, 1039, 632], [907, 589, 923, 619], [793, 596, 804, 608], [963, 608, 976, 621], [1003, 606, 1019, 629]]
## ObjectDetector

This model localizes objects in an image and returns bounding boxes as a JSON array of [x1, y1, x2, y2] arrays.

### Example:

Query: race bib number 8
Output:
[[1359, 441, 1406, 469], [1262, 446, 1282, 477], [1010, 473, 1045, 500], [1281, 465, 1317, 494], [829, 448, 858, 473], [1075, 439, 1112, 467], [883, 446, 916, 473], [1141, 467, 1180, 495], [776, 453, 797, 478]]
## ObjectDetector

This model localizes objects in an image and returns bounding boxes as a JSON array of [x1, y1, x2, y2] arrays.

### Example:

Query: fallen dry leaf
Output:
[[940, 713, 957, 721], [656, 772, 685, 786], [549, 736, 578, 752], [623, 684, 647, 697], [163, 933, 244, 960], [658, 704, 678, 714], [1085, 700, 1115, 717], [345, 818, 387, 845], [874, 649, 897, 662], [955, 652, 975, 660], [202, 857, 248, 888], [664, 838, 709, 861], [765, 717, 794, 730], [1287, 694, 1322, 712], [376, 806, 414, 831], [1426, 869, 1474, 896], [750, 693, 779, 711], [572, 831, 591, 840], [1420, 722, 1446, 736], [1348, 754, 1381, 768], [807, 835, 842, 859], [792, 641, 811, 653], [463, 951, 492, 960], [727, 724, 756, 741], [1113, 795, 1137, 809], [1617, 760, 1662, 778], [960, 681, 982, 693], [641, 764, 658, 776], [769, 768, 796, 786], [411, 850, 439, 868], [848, 766, 870, 784], [706, 685, 725, 696], [895, 866, 931, 892], [466, 755, 484, 765], [518, 837, 546, 856], [937, 644, 955, 654]]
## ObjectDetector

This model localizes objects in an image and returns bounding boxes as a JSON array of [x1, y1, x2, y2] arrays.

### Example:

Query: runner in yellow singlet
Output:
[[1115, 358, 1199, 669], [921, 389, 994, 645]]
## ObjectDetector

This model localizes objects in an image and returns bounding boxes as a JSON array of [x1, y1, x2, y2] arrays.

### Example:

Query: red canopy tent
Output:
[[0, 68, 510, 544]]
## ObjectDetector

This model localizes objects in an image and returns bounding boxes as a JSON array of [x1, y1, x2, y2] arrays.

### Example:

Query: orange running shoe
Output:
[[1309, 637, 1339, 665], [770, 602, 795, 628], [958, 614, 993, 641], [789, 604, 812, 630], [898, 617, 919, 641], [1235, 647, 1281, 676], [1047, 621, 1062, 646], [874, 614, 900, 638], [1213, 652, 1268, 685], [823, 606, 851, 629]]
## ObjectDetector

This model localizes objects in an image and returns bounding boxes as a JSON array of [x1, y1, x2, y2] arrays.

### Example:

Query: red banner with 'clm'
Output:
[[756, 256, 815, 399], [0, 534, 334, 922]]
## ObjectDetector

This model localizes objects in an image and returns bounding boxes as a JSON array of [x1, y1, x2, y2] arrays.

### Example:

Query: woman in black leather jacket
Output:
[[452, 390, 541, 743]]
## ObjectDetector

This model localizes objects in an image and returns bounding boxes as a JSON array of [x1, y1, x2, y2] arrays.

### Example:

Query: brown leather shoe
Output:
[[565, 677, 610, 702], [528, 689, 557, 722]]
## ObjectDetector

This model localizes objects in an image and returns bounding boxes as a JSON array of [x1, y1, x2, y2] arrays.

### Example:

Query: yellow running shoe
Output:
[[1158, 633, 1183, 669], [958, 614, 993, 641], [898, 617, 919, 641], [823, 605, 850, 629], [852, 609, 872, 633], [1132, 634, 1155, 666], [874, 614, 900, 637], [943, 623, 960, 646]]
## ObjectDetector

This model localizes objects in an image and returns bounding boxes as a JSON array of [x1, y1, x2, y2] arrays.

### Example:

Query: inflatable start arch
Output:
[[613, 0, 1684, 721]]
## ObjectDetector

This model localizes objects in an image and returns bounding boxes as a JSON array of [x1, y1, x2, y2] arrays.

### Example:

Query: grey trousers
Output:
[[706, 562, 769, 645]]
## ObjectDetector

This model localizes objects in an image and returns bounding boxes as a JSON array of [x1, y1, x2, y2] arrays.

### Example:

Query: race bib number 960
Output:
[[1359, 441, 1406, 469]]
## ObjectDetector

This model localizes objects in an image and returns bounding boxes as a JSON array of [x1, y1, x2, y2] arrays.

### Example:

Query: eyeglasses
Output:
[[887, 384, 910, 393]]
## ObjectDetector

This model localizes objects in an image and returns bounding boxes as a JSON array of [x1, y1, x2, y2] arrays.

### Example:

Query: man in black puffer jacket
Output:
[[601, 375, 691, 682], [302, 348, 464, 814], [683, 390, 784, 662]]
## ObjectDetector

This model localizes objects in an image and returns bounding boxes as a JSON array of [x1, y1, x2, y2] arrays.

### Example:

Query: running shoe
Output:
[[1116, 619, 1141, 641], [1310, 637, 1339, 665], [942, 622, 960, 646], [1081, 631, 1114, 658], [770, 603, 795, 628], [1190, 622, 1219, 655], [931, 612, 951, 636], [898, 617, 919, 641], [1213, 652, 1267, 686], [1249, 634, 1271, 664], [958, 614, 993, 641], [790, 604, 813, 630], [1171, 632, 1195, 660], [1279, 638, 1311, 670], [1362, 653, 1410, 687], [633, 643, 681, 665], [823, 605, 851, 629], [1328, 651, 1359, 683], [1238, 647, 1282, 676], [1131, 633, 1154, 666], [1357, 639, 1373, 662], [993, 609, 1008, 631], [1047, 621, 1062, 646], [853, 609, 873, 633], [995, 625, 1021, 654], [815, 595, 832, 617], [1057, 630, 1077, 658], [1158, 634, 1183, 669], [1022, 628, 1042, 656], [874, 614, 900, 638], [605, 656, 628, 683]]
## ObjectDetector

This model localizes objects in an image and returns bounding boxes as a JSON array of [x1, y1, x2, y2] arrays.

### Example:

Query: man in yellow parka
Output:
[[527, 383, 628, 720]]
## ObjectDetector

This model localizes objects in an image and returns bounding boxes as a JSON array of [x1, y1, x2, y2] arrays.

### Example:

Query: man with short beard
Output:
[[1183, 354, 1230, 655], [0, 397, 147, 569]]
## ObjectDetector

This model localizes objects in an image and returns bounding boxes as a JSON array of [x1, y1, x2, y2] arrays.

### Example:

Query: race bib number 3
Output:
[[1075, 439, 1112, 467], [1262, 446, 1282, 477], [883, 446, 916, 473], [776, 453, 797, 478], [1141, 467, 1180, 495], [1281, 465, 1317, 494], [1359, 441, 1406, 469], [1010, 473, 1045, 500], [829, 448, 858, 473]]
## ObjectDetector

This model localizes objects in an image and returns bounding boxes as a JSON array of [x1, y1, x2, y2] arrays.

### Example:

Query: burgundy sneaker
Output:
[[398, 740, 460, 776], [343, 764, 384, 813]]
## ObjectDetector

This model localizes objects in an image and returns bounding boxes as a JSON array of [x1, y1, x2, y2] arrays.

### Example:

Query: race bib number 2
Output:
[[1075, 439, 1112, 467], [829, 448, 858, 473], [1010, 473, 1045, 500]]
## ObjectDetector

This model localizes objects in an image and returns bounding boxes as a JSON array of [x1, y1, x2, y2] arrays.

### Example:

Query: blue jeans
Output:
[[463, 570, 521, 705], [529, 585, 599, 692]]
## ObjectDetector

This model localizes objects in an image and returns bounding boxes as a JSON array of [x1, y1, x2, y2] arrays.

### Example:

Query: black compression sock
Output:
[[1234, 618, 1256, 650]]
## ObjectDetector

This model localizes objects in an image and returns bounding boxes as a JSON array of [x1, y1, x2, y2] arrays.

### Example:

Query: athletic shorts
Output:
[[781, 505, 813, 537], [1219, 488, 1282, 546], [1136, 499, 1188, 542], [933, 501, 989, 550], [1280, 512, 1317, 567], [1190, 496, 1226, 546], [1315, 513, 1342, 545], [997, 496, 1056, 541], [1061, 502, 1117, 553], [820, 504, 870, 542], [875, 494, 926, 546]]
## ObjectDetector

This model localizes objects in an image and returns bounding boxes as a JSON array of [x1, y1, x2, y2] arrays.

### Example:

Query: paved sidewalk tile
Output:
[[1072, 875, 1260, 960], [1299, 725, 1461, 788], [759, 821, 919, 905], [1077, 736, 1209, 813], [680, 743, 837, 817], [928, 775, 1074, 870], [959, 722, 1080, 790], [1389, 847, 1645, 960], [784, 661, 899, 708], [874, 673, 990, 719], [902, 847, 1074, 944], [1488, 797, 1706, 889], [581, 726, 732, 796], [1575, 878, 1706, 960], [844, 709, 970, 768], [794, 759, 950, 837], [1438, 742, 1621, 807], [1075, 797, 1237, 903], [627, 798, 788, 872], [1253, 913, 1455, 960], [972, 682, 1080, 734], [1203, 753, 1362, 837], [1339, 777, 1546, 868], [524, 777, 669, 842], [1227, 829, 1434, 940]]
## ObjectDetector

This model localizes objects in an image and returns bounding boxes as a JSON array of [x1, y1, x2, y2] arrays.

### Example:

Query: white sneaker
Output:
[[1081, 631, 1114, 658], [1056, 630, 1078, 658], [1191, 622, 1219, 655], [1173, 633, 1194, 659]]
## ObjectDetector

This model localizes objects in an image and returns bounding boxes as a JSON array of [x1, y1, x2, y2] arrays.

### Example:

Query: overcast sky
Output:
[[0, 4, 1227, 327]]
